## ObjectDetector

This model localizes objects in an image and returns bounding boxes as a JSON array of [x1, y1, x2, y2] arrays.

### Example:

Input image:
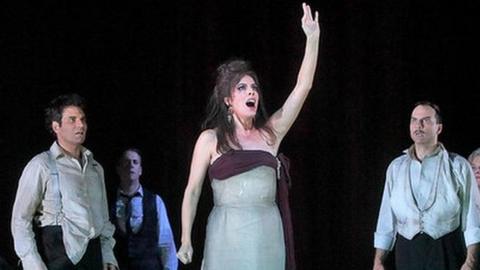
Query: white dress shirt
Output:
[[11, 142, 117, 269]]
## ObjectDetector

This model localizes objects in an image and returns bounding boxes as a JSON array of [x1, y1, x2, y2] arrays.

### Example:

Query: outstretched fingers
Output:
[[301, 3, 320, 37], [302, 2, 313, 23]]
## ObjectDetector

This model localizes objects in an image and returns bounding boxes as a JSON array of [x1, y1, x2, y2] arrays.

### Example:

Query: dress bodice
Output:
[[208, 149, 279, 180], [209, 150, 279, 206], [211, 166, 277, 206]]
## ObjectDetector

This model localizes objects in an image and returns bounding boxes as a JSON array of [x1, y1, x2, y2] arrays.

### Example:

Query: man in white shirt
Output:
[[373, 101, 480, 270], [11, 93, 118, 270]]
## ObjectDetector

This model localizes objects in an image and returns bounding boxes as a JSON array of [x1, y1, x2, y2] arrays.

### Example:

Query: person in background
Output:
[[111, 148, 177, 270], [468, 147, 480, 189]]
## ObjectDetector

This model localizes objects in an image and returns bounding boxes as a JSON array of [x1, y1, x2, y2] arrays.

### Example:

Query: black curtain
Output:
[[1, 0, 479, 269]]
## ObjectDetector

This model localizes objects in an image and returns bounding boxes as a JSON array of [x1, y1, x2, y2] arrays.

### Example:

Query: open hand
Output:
[[301, 2, 320, 38]]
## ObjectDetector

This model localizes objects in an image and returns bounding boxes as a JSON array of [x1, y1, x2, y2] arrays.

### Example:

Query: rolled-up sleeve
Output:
[[11, 156, 48, 269], [374, 164, 397, 251], [99, 221, 117, 266], [156, 196, 178, 270], [96, 164, 118, 267], [459, 159, 480, 246]]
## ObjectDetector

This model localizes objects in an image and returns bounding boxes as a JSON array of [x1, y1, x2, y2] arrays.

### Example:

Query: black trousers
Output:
[[37, 226, 103, 270], [395, 228, 466, 270]]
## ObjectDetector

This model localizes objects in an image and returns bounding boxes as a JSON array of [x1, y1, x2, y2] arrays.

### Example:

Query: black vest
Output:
[[111, 188, 162, 270]]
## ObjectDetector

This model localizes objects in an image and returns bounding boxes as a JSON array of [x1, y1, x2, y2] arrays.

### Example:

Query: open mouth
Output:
[[245, 99, 256, 108]]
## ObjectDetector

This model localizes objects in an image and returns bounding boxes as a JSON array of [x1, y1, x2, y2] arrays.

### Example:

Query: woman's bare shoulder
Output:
[[195, 129, 218, 151]]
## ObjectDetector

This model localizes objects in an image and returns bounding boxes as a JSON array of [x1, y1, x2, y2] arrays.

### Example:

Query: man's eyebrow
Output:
[[411, 116, 432, 119]]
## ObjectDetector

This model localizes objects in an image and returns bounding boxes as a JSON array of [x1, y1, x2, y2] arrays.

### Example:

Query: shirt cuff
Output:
[[100, 238, 118, 267], [464, 227, 480, 246], [374, 232, 395, 251], [21, 253, 48, 270], [101, 248, 118, 267]]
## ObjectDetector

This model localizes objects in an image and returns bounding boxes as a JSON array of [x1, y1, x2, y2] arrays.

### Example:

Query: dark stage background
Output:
[[1, 0, 479, 269]]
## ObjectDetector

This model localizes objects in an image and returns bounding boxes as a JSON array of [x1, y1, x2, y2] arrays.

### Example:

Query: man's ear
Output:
[[436, 123, 443, 135], [51, 121, 60, 134]]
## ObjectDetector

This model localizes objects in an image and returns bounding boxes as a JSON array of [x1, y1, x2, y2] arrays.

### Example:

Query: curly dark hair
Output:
[[44, 93, 86, 136], [202, 59, 276, 153]]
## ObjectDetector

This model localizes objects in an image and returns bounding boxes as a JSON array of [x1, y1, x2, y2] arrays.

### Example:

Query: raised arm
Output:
[[177, 129, 216, 264], [269, 3, 320, 140]]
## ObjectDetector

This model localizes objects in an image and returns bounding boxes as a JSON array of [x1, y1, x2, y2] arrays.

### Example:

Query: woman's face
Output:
[[225, 75, 259, 119], [470, 155, 480, 187]]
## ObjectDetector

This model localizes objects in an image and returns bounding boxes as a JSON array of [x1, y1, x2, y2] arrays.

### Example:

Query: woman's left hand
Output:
[[301, 2, 320, 38]]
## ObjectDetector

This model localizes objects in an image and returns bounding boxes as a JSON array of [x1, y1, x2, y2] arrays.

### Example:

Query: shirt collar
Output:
[[118, 185, 144, 198], [404, 142, 446, 161], [49, 141, 92, 160]]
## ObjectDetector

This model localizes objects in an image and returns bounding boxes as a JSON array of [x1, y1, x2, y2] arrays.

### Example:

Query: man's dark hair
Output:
[[117, 147, 143, 166], [414, 101, 442, 124], [44, 93, 86, 135]]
